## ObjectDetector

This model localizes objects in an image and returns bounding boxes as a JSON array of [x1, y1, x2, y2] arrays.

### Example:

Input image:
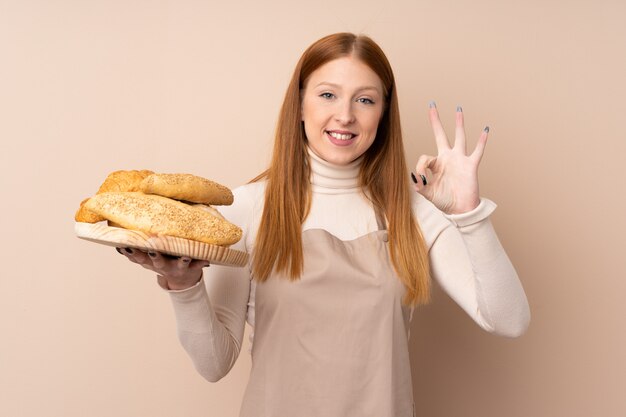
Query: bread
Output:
[[75, 170, 155, 223], [84, 192, 242, 246], [140, 173, 233, 206], [97, 170, 154, 193], [192, 203, 225, 220], [75, 197, 105, 223]]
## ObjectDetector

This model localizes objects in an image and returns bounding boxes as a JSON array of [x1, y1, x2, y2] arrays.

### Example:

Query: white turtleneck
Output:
[[304, 148, 381, 241], [166, 149, 530, 383]]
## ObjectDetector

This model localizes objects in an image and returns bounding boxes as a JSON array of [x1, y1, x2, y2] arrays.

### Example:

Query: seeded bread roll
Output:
[[75, 197, 106, 223], [84, 192, 242, 246], [140, 173, 233, 206], [192, 203, 225, 220], [97, 169, 154, 193], [75, 170, 155, 223]]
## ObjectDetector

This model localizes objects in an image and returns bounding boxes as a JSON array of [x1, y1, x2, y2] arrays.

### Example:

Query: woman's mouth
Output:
[[326, 130, 357, 146]]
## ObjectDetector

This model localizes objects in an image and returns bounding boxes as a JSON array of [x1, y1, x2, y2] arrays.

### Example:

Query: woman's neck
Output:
[[307, 146, 362, 194]]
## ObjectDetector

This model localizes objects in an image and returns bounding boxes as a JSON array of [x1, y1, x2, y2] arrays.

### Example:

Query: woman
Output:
[[119, 33, 530, 417]]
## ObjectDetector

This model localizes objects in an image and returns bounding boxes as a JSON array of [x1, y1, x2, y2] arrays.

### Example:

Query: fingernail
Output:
[[428, 100, 436, 109], [410, 172, 418, 184], [419, 174, 428, 186], [148, 252, 157, 258], [484, 126, 490, 133], [124, 248, 133, 254], [457, 105, 463, 112]]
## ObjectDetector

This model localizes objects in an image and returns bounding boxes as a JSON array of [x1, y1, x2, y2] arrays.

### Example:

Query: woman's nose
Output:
[[335, 101, 355, 125]]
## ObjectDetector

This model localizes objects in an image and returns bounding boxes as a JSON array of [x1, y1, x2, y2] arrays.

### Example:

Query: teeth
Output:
[[328, 131, 354, 140]]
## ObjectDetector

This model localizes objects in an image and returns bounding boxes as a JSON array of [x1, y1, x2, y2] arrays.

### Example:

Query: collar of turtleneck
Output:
[[307, 146, 362, 195]]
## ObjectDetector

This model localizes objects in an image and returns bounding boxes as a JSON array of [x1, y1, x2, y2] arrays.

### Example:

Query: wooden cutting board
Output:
[[75, 222, 249, 267]]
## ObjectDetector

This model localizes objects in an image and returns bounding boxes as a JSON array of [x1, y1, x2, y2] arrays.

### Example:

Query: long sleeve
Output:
[[165, 184, 262, 382], [419, 196, 531, 337]]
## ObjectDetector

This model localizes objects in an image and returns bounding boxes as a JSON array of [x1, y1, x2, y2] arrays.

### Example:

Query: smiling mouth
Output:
[[326, 131, 356, 141]]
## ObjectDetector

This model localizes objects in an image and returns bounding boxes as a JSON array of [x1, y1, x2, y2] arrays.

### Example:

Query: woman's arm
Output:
[[428, 197, 530, 337], [411, 103, 529, 336], [167, 263, 251, 382], [164, 184, 258, 382]]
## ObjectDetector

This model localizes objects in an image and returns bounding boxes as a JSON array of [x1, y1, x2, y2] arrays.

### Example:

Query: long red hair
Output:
[[251, 33, 431, 306]]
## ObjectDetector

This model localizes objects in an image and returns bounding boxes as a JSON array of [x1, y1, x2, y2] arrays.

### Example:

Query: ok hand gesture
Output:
[[413, 102, 489, 215]]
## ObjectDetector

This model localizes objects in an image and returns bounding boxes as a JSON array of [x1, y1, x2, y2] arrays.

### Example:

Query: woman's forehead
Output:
[[304, 57, 383, 94]]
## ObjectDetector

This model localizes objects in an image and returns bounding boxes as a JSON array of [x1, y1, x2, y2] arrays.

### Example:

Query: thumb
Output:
[[156, 275, 170, 290], [414, 154, 436, 180]]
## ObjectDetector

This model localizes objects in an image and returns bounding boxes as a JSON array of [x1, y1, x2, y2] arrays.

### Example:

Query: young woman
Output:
[[119, 32, 530, 417]]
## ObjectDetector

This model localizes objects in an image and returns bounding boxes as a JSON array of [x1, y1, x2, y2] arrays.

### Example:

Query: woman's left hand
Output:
[[413, 103, 489, 215]]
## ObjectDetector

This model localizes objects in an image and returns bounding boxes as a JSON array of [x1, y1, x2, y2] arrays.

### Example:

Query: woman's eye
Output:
[[357, 97, 375, 105], [319, 92, 335, 99]]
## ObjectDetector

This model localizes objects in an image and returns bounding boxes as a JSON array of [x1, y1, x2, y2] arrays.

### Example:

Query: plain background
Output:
[[1, 0, 624, 416]]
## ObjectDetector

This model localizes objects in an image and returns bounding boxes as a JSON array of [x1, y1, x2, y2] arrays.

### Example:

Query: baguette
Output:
[[84, 192, 242, 246], [75, 197, 105, 223], [140, 173, 234, 206], [97, 170, 154, 193], [75, 169, 154, 223]]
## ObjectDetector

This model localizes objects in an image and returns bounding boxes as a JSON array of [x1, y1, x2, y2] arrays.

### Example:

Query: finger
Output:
[[470, 126, 489, 164], [454, 105, 467, 154], [189, 259, 211, 271], [148, 251, 166, 270], [412, 172, 430, 197], [124, 247, 149, 265], [176, 256, 193, 271], [427, 101, 451, 151], [414, 154, 436, 194]]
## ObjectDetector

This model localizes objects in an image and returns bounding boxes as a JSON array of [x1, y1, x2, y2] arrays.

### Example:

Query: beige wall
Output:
[[1, 0, 624, 416]]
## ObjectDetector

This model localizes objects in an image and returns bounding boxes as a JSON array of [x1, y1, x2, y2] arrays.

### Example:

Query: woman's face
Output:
[[301, 56, 385, 166]]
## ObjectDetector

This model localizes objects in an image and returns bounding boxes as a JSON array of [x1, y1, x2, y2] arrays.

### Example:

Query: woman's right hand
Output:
[[116, 247, 211, 291]]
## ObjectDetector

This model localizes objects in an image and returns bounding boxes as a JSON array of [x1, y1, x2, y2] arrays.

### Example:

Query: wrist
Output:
[[446, 198, 480, 215], [159, 271, 203, 291]]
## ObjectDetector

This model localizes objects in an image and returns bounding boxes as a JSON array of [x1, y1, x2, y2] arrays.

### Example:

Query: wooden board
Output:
[[75, 222, 249, 267]]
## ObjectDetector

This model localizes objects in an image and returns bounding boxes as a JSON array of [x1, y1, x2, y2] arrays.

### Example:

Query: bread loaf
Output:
[[75, 170, 155, 223], [192, 203, 225, 220], [97, 170, 154, 193], [84, 192, 242, 246], [140, 173, 233, 206], [75, 197, 105, 223]]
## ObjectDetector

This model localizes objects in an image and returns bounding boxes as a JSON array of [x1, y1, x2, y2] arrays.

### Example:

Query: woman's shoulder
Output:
[[218, 180, 266, 226], [229, 181, 266, 215], [232, 181, 266, 202]]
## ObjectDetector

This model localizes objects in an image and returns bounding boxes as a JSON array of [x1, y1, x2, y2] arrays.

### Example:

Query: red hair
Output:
[[251, 33, 431, 306]]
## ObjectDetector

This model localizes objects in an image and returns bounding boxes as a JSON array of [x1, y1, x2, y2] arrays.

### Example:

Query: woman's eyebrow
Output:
[[314, 82, 381, 94]]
